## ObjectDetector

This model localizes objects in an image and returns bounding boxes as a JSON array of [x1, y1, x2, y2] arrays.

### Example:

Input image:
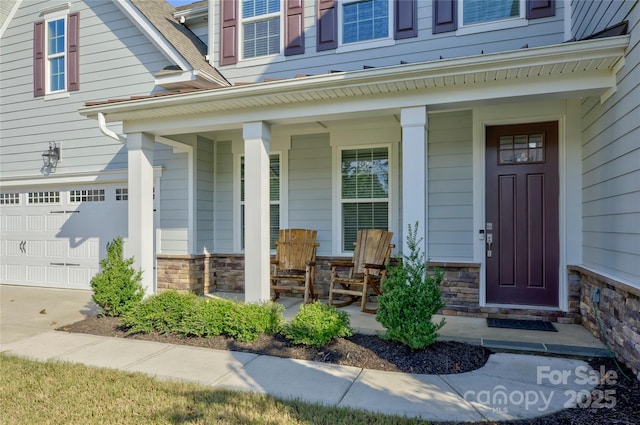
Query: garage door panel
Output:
[[5, 215, 23, 231], [6, 240, 23, 257], [69, 240, 91, 258], [46, 240, 66, 257], [26, 265, 45, 283], [27, 215, 45, 231], [1, 184, 129, 289], [69, 267, 88, 286], [6, 264, 23, 281], [25, 240, 45, 257], [46, 266, 66, 285], [47, 214, 68, 231]]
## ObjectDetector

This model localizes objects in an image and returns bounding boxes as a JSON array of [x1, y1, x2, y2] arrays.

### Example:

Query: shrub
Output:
[[122, 290, 199, 335], [223, 301, 284, 342], [376, 222, 446, 350], [180, 297, 234, 338], [284, 302, 352, 347], [90, 236, 144, 317]]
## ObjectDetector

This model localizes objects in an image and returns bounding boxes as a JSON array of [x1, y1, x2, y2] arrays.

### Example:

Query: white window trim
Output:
[[456, 0, 527, 36], [238, 0, 284, 62], [234, 150, 287, 253], [333, 143, 393, 255], [337, 0, 394, 52], [43, 10, 68, 96]]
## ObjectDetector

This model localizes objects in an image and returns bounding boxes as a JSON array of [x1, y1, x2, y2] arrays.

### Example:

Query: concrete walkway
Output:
[[0, 285, 607, 422]]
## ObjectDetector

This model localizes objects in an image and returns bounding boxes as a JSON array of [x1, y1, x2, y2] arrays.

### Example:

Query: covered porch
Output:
[[79, 35, 629, 323]]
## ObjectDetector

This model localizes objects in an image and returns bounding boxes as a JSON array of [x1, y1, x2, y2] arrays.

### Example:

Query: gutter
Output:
[[98, 112, 126, 143]]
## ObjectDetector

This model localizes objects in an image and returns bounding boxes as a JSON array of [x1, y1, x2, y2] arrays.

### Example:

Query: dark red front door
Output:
[[485, 122, 559, 307]]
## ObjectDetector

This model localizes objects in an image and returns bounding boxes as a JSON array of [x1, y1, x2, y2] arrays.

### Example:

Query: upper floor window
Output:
[[47, 18, 66, 92], [317, 0, 416, 52], [34, 8, 79, 97], [433, 0, 555, 35], [342, 0, 391, 44], [462, 0, 522, 26], [241, 0, 281, 59]]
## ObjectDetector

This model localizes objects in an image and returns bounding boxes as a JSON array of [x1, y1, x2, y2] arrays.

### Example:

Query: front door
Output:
[[485, 122, 559, 307]]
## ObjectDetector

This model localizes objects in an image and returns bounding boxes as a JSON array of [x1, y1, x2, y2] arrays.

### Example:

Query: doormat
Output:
[[487, 318, 558, 332]]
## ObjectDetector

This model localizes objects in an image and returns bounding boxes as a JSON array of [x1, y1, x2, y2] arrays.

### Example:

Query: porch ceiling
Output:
[[79, 36, 629, 128]]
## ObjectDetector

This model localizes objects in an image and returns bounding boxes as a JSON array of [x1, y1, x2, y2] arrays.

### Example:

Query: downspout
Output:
[[98, 112, 126, 143], [155, 136, 195, 255]]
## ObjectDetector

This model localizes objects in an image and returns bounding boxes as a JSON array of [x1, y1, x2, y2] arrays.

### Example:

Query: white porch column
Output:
[[400, 106, 428, 255], [243, 121, 271, 302], [127, 132, 155, 296]]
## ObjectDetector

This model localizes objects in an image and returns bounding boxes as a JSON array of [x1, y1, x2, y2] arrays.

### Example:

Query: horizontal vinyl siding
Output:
[[576, 1, 640, 285], [196, 137, 215, 253], [427, 110, 474, 261], [212, 1, 565, 84], [288, 133, 332, 256], [214, 140, 234, 252], [0, 0, 170, 180], [156, 145, 189, 254]]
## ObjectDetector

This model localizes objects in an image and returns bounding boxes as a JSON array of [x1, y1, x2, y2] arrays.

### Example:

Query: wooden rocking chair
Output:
[[270, 229, 319, 304], [328, 229, 394, 313]]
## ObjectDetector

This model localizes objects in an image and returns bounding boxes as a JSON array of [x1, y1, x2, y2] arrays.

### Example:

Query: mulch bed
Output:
[[58, 316, 639, 424]]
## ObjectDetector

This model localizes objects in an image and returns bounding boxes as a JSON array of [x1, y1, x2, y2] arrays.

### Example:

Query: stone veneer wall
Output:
[[205, 255, 580, 322], [430, 262, 581, 323], [156, 254, 211, 295], [570, 265, 640, 379]]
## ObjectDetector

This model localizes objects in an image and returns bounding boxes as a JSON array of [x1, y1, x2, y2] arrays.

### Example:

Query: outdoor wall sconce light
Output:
[[42, 141, 60, 170]]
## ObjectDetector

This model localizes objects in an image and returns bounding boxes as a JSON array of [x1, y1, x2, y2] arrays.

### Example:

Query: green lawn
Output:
[[0, 354, 430, 424]]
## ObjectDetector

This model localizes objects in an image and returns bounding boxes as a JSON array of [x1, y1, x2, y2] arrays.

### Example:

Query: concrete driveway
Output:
[[0, 285, 98, 346]]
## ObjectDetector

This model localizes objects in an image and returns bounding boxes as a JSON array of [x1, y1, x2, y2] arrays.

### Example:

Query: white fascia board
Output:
[[79, 36, 629, 122], [155, 70, 196, 85], [114, 0, 191, 71]]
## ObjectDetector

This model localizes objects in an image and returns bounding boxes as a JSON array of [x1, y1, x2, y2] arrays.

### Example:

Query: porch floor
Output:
[[208, 292, 610, 358]]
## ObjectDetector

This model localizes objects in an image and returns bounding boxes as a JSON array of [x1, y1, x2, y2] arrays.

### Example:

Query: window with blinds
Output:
[[241, 0, 281, 59], [241, 154, 281, 249], [343, 0, 390, 44], [462, 0, 521, 26], [341, 147, 389, 252]]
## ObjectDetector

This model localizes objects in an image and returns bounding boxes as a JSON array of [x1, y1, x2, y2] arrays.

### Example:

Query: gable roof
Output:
[[124, 0, 229, 88]]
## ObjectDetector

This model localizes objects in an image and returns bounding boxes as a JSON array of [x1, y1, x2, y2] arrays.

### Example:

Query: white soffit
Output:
[[80, 36, 629, 124]]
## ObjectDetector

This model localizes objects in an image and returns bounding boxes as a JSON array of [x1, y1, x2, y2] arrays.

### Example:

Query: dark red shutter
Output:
[[317, 0, 337, 51], [285, 0, 304, 56], [67, 12, 80, 92], [395, 0, 417, 39], [34, 20, 45, 97], [220, 0, 237, 65], [526, 0, 555, 19], [432, 0, 457, 34]]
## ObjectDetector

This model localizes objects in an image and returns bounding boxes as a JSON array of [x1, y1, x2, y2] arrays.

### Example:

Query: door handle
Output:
[[486, 234, 493, 257]]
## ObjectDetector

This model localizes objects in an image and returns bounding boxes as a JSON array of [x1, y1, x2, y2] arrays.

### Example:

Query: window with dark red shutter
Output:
[[317, 0, 337, 51], [67, 12, 80, 92], [34, 11, 80, 96], [285, 0, 304, 56], [527, 0, 555, 19], [433, 0, 457, 34], [33, 21, 45, 97], [220, 0, 238, 65], [395, 0, 417, 39], [434, 0, 555, 35]]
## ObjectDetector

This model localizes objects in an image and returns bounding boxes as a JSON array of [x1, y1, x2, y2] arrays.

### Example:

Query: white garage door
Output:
[[0, 185, 128, 290]]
